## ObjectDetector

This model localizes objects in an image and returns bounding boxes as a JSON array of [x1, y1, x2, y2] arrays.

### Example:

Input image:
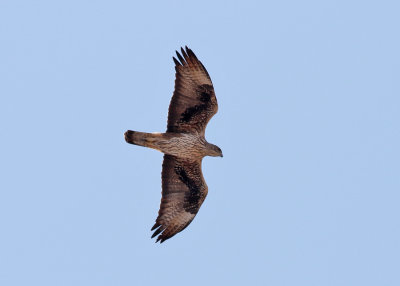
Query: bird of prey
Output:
[[124, 46, 222, 243]]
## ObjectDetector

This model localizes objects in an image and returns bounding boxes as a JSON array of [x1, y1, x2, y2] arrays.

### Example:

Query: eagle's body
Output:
[[125, 131, 219, 160], [124, 47, 222, 243]]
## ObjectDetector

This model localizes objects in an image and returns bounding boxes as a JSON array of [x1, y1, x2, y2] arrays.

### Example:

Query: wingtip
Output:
[[180, 47, 189, 62], [186, 47, 198, 61], [175, 50, 185, 65], [151, 223, 158, 231], [151, 228, 163, 239], [172, 56, 180, 66]]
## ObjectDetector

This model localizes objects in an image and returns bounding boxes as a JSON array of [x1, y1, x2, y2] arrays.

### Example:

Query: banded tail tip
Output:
[[124, 130, 135, 144]]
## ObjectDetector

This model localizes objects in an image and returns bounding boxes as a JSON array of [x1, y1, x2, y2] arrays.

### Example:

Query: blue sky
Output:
[[1, 0, 399, 285]]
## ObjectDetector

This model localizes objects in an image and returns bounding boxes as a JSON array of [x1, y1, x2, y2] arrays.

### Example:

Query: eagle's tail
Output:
[[124, 130, 163, 150]]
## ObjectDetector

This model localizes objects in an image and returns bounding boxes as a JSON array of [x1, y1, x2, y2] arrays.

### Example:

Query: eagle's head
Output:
[[207, 143, 223, 158]]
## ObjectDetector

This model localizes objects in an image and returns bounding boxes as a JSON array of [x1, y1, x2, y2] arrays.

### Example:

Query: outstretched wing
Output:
[[167, 46, 218, 135], [151, 155, 208, 243]]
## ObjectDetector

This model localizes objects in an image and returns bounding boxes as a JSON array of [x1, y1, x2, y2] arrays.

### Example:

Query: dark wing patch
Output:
[[167, 46, 218, 135], [179, 102, 209, 123], [151, 155, 208, 243], [174, 165, 203, 214]]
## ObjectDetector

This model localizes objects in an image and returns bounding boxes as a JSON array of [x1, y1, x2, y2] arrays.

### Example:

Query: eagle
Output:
[[124, 46, 222, 243]]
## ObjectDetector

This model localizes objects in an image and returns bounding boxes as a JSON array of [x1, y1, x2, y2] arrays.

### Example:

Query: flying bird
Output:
[[124, 46, 222, 243]]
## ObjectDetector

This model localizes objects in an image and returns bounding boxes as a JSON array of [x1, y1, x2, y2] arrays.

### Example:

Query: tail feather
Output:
[[124, 130, 162, 149]]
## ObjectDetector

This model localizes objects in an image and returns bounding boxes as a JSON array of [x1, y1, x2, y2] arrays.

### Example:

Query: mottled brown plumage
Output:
[[124, 46, 222, 243]]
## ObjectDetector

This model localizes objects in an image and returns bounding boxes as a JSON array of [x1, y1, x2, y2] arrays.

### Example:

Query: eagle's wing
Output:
[[167, 46, 218, 135], [151, 154, 208, 243]]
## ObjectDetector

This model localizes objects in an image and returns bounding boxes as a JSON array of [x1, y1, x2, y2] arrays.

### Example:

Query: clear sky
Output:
[[1, 0, 399, 285]]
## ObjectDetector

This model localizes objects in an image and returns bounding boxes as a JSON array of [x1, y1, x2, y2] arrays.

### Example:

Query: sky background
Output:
[[1, 0, 399, 285]]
